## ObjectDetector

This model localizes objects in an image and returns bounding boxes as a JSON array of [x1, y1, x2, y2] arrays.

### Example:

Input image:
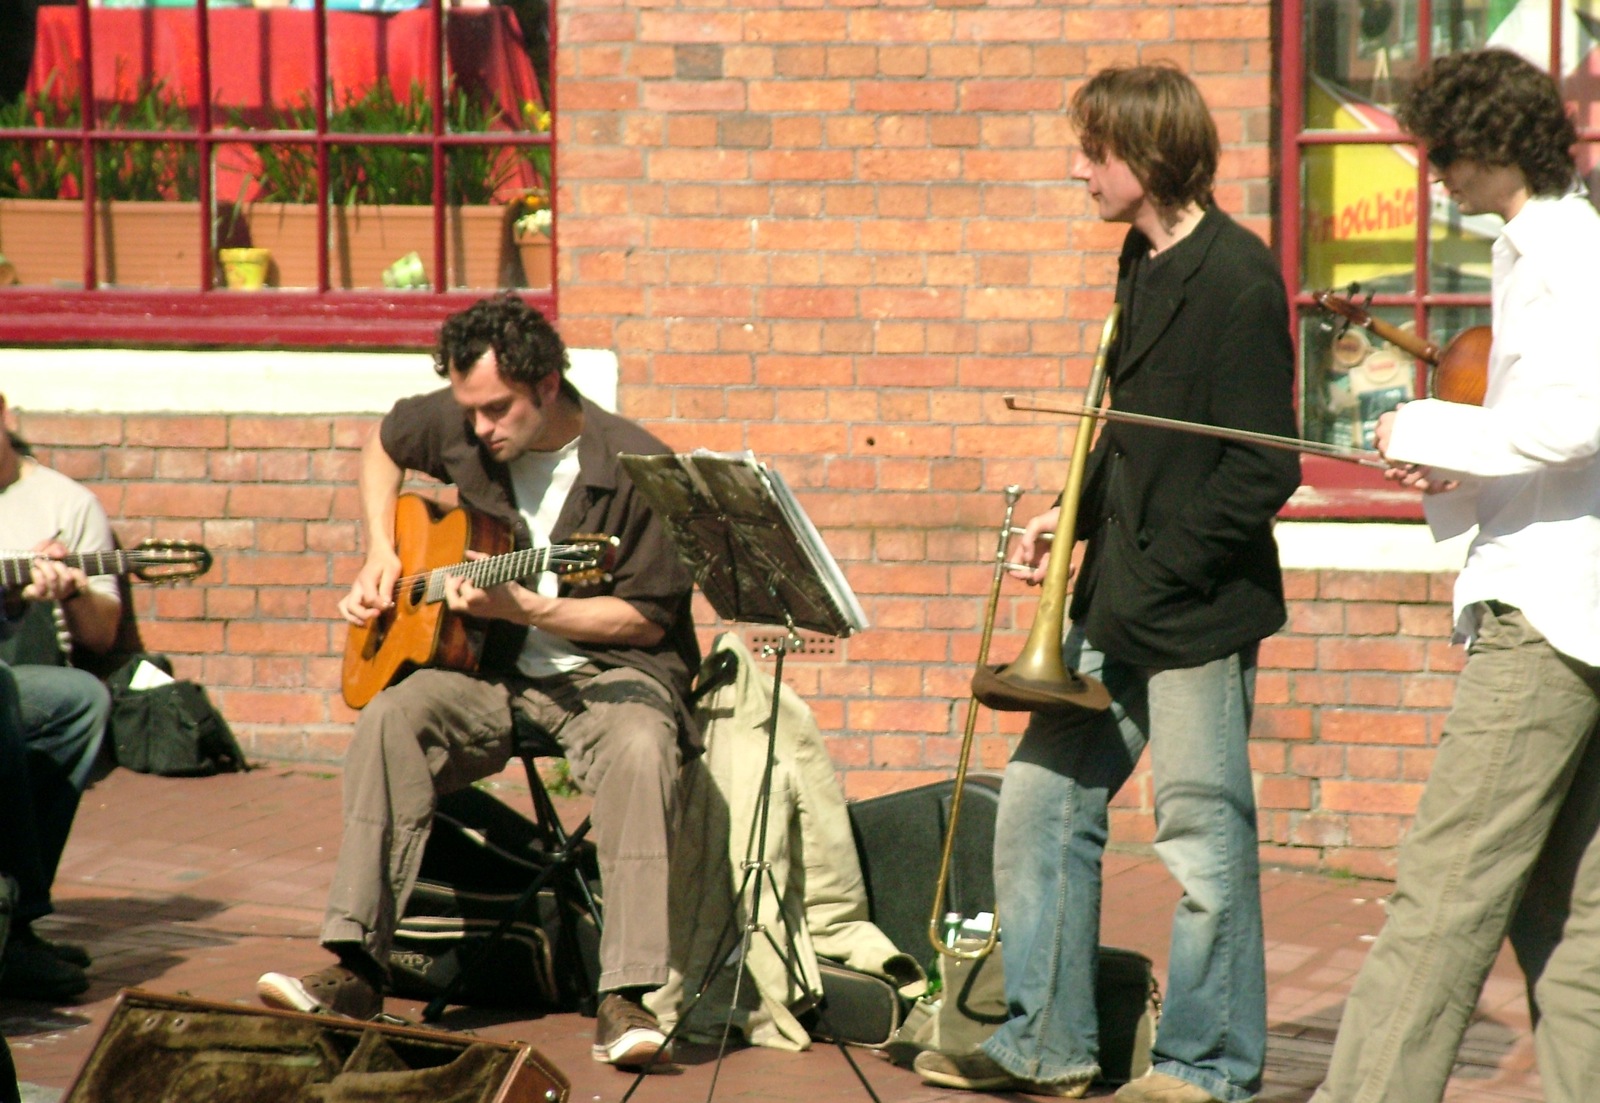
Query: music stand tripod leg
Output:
[[621, 636, 883, 1103]]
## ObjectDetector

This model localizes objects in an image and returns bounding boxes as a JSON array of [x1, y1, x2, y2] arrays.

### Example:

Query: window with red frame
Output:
[[0, 0, 554, 347], [1278, 0, 1599, 518]]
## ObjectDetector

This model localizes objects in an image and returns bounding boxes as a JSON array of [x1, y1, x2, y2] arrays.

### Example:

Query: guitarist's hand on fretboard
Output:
[[442, 549, 534, 625], [17, 539, 89, 606]]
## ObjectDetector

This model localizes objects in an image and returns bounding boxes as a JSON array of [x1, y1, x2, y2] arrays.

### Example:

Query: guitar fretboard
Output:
[[0, 550, 135, 589], [422, 546, 553, 603]]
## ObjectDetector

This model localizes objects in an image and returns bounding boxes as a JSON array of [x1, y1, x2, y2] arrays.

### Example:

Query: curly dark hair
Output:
[[1397, 49, 1576, 197], [433, 293, 570, 394], [1070, 64, 1218, 210]]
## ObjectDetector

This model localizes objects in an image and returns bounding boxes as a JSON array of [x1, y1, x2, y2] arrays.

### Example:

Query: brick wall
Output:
[[9, 0, 1462, 879], [22, 418, 1456, 884]]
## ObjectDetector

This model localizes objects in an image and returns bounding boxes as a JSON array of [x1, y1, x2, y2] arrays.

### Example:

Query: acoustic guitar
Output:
[[0, 540, 213, 591], [341, 493, 617, 709]]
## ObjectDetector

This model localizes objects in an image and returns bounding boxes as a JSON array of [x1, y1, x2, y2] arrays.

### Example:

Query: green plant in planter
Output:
[[0, 75, 83, 199], [0, 74, 199, 201], [251, 81, 526, 207], [96, 77, 201, 202]]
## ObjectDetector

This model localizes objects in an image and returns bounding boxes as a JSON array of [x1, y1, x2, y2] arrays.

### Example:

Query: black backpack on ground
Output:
[[104, 653, 248, 777], [387, 786, 600, 1011]]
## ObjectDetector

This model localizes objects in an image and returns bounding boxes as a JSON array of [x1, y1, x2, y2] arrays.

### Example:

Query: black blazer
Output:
[[1067, 207, 1302, 670]]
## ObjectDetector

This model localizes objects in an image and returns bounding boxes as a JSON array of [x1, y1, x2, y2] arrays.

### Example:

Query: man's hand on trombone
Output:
[[1374, 410, 1459, 495], [1010, 508, 1073, 587]]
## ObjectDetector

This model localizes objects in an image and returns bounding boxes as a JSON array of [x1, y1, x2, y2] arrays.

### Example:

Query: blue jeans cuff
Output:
[[981, 1033, 1100, 1087], [1152, 1059, 1257, 1103]]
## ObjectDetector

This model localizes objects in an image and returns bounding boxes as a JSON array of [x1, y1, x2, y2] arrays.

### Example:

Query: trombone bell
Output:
[[970, 305, 1121, 716], [971, 658, 1110, 713]]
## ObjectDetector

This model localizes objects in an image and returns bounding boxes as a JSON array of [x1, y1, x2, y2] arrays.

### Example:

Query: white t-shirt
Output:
[[506, 439, 590, 677], [0, 457, 121, 657]]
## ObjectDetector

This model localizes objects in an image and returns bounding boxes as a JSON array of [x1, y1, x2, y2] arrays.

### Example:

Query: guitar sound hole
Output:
[[407, 577, 427, 605]]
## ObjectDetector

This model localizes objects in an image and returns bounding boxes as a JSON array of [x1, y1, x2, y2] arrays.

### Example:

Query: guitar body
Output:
[[341, 495, 512, 710]]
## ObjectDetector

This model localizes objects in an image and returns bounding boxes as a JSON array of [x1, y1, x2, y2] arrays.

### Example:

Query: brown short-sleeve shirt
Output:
[[379, 386, 702, 750]]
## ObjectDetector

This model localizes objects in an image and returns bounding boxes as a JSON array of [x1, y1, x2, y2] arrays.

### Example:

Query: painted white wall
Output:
[[0, 346, 1469, 572], [0, 346, 619, 415]]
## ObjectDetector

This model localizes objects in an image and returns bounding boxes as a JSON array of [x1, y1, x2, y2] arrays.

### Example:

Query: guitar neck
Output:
[[423, 546, 551, 602], [0, 550, 131, 589]]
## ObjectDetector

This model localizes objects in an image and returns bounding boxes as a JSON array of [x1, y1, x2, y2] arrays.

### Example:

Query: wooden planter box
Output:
[[516, 235, 552, 289], [245, 202, 515, 290], [0, 198, 208, 289]]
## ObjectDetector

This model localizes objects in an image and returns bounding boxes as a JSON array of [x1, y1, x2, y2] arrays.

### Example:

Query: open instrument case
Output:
[[60, 988, 569, 1103]]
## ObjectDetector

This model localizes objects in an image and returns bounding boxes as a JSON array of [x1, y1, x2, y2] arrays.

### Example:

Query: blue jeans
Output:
[[1, 662, 109, 921], [982, 628, 1265, 1102]]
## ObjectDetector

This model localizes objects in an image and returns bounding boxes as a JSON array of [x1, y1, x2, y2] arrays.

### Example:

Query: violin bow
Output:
[[1002, 396, 1386, 469]]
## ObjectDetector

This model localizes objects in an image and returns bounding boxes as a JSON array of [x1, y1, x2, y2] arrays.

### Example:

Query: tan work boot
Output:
[[913, 1049, 1093, 1097], [1113, 1070, 1230, 1103]]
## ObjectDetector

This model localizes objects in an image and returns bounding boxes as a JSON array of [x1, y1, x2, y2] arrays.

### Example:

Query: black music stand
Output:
[[617, 450, 877, 1103]]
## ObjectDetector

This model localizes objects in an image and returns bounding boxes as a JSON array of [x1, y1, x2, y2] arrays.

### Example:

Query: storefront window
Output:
[[0, 0, 554, 347], [1281, 0, 1600, 515]]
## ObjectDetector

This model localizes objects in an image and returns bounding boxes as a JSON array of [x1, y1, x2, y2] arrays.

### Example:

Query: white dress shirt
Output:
[[1385, 190, 1600, 666]]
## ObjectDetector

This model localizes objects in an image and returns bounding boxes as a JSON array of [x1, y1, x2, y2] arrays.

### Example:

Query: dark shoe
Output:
[[592, 992, 669, 1068], [913, 1049, 1092, 1097], [257, 964, 382, 1020], [1113, 1072, 1226, 1103], [15, 926, 91, 969], [0, 939, 89, 1002]]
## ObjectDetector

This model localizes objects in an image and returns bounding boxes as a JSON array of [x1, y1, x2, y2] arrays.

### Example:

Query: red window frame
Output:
[[1275, 0, 1599, 518], [0, 0, 554, 348]]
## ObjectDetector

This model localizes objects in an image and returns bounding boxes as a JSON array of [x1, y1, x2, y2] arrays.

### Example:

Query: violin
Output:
[[1312, 290, 1490, 406], [1003, 293, 1493, 469]]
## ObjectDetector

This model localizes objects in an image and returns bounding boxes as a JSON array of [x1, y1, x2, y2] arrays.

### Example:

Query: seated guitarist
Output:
[[258, 294, 700, 1070], [0, 393, 119, 1001]]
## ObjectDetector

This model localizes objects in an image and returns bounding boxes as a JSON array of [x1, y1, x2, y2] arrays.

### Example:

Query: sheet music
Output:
[[619, 450, 868, 638]]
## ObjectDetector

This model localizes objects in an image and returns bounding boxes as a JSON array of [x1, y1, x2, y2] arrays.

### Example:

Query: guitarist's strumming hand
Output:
[[338, 548, 403, 627]]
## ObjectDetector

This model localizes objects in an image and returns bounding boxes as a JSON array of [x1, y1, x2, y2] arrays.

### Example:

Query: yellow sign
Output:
[[1302, 78, 1421, 290]]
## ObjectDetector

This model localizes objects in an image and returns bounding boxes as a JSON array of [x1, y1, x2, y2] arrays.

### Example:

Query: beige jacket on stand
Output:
[[647, 632, 925, 1050]]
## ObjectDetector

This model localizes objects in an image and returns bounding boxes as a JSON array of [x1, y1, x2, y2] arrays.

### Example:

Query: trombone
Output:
[[928, 306, 1121, 965]]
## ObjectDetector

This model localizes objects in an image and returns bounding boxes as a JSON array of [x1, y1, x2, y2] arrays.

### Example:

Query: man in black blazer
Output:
[[914, 65, 1300, 1103]]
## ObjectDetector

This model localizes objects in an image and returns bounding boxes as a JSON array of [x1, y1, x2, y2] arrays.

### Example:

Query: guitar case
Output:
[[61, 988, 568, 1103], [847, 775, 1159, 1083], [845, 774, 1002, 977]]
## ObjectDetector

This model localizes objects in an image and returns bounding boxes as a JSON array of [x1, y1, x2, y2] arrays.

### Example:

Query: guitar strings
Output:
[[383, 545, 557, 598]]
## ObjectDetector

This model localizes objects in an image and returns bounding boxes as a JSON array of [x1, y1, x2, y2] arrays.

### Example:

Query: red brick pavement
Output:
[[2, 767, 1540, 1102]]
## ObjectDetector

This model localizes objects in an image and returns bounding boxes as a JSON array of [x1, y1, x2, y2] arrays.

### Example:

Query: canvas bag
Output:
[[890, 937, 1160, 1086], [105, 654, 248, 778]]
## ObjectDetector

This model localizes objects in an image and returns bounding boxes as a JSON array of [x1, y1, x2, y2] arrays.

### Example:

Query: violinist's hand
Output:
[[1014, 509, 1074, 587], [1374, 410, 1399, 458], [1375, 410, 1458, 494]]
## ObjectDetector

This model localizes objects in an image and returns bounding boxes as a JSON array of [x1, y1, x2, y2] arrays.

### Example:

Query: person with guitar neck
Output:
[[0, 394, 121, 1002], [258, 294, 700, 1071], [1311, 50, 1600, 1103]]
